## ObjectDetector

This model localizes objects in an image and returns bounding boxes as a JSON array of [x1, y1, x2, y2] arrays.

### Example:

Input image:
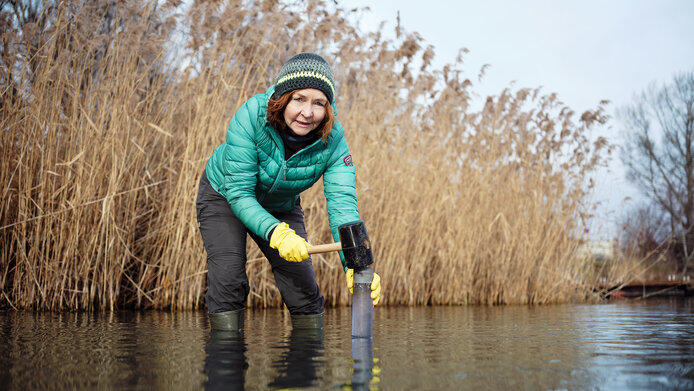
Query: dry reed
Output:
[[1, 0, 613, 310]]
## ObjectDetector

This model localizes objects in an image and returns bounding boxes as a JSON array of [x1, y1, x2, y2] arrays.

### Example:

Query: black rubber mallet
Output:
[[308, 220, 374, 270]]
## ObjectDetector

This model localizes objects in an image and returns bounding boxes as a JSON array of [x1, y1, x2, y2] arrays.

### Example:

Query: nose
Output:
[[300, 103, 313, 118]]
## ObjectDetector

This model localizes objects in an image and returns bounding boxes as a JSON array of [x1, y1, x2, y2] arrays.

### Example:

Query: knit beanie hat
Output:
[[272, 52, 335, 104]]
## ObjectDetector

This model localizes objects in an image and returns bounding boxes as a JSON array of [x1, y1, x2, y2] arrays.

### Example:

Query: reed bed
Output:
[[1, 0, 612, 310]]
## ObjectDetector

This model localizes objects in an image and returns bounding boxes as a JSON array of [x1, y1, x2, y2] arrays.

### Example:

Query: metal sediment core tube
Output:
[[351, 266, 374, 338]]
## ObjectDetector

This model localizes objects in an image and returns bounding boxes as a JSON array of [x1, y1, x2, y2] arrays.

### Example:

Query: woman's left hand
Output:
[[346, 269, 381, 306]]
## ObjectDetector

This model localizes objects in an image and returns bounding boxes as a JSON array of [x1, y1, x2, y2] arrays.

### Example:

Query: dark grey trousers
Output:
[[196, 171, 325, 315]]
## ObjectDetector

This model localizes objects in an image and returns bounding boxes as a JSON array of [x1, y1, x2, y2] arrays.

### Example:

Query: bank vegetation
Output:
[[1, 0, 613, 310]]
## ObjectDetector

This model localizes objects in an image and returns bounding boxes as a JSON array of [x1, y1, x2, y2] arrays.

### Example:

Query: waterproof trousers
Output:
[[196, 171, 325, 315]]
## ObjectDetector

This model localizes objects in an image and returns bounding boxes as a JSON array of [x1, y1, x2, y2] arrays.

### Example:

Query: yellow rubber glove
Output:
[[346, 269, 381, 306], [269, 222, 309, 263]]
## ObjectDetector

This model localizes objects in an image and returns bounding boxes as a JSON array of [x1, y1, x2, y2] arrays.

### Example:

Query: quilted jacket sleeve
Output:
[[323, 121, 361, 270], [219, 96, 280, 240]]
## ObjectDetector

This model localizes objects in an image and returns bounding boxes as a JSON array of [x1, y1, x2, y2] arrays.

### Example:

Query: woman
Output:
[[196, 52, 381, 332]]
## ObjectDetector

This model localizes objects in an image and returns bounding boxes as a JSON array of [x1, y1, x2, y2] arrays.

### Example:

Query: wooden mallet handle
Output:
[[308, 242, 342, 254]]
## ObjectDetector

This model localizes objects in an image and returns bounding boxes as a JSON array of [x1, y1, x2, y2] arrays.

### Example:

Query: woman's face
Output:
[[283, 88, 328, 136]]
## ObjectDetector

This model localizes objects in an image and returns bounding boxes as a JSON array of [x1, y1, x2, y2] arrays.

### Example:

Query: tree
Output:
[[620, 72, 694, 275]]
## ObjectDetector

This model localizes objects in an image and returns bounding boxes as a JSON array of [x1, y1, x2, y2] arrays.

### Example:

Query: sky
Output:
[[339, 0, 694, 240]]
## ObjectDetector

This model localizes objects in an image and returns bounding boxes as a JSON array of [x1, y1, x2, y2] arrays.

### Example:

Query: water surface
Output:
[[1, 298, 693, 390]]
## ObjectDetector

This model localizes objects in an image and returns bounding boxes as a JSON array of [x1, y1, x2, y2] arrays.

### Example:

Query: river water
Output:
[[1, 298, 693, 390]]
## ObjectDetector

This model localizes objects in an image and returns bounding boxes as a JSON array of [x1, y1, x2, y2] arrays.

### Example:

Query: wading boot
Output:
[[290, 312, 325, 341], [209, 309, 244, 332], [291, 312, 324, 330]]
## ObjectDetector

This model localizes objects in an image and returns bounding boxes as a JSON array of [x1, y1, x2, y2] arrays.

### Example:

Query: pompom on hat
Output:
[[272, 52, 335, 104]]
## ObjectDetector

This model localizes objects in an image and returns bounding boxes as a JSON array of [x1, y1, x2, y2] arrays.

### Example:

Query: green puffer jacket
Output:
[[205, 86, 359, 268]]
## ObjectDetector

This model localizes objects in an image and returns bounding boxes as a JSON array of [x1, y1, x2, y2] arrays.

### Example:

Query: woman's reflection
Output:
[[204, 330, 248, 390], [268, 326, 325, 388]]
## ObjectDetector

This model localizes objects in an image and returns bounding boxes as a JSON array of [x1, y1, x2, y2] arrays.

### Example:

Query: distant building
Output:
[[576, 240, 616, 260]]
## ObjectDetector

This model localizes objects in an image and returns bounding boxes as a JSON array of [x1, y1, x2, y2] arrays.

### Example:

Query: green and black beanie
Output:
[[272, 52, 335, 104]]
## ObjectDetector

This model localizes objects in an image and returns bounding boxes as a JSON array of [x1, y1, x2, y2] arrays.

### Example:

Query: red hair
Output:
[[267, 91, 334, 142]]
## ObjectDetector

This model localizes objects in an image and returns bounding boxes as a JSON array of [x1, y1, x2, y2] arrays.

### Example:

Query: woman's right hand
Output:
[[346, 269, 381, 306], [269, 222, 310, 262]]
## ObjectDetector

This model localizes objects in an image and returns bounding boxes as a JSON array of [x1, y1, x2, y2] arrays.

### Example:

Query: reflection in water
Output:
[[0, 299, 693, 390], [0, 310, 209, 390], [267, 327, 325, 389], [349, 338, 379, 390], [204, 330, 247, 391]]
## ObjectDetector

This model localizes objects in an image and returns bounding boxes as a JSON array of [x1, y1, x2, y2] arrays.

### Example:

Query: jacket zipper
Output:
[[266, 160, 286, 196]]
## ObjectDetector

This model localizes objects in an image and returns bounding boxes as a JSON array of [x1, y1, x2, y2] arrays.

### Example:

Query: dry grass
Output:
[[1, 0, 613, 310]]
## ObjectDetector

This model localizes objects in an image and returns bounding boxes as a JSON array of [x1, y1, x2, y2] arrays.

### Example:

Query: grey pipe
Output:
[[351, 266, 374, 338]]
